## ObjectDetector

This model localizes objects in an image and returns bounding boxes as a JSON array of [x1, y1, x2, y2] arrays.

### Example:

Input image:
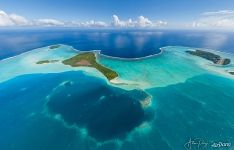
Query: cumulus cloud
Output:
[[137, 16, 152, 27], [111, 15, 167, 28], [193, 10, 234, 29]]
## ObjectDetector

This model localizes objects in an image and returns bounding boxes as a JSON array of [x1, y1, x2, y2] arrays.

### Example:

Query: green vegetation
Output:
[[62, 52, 118, 80], [186, 50, 231, 65], [230, 72, 234, 75], [36, 60, 59, 64], [49, 45, 60, 49]]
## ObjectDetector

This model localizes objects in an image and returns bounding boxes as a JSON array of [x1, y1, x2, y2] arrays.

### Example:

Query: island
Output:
[[36, 60, 59, 64], [229, 72, 234, 75], [62, 52, 118, 80], [186, 50, 231, 65], [49, 45, 60, 49]]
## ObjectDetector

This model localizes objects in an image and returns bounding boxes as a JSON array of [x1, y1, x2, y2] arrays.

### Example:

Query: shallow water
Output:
[[0, 44, 234, 150]]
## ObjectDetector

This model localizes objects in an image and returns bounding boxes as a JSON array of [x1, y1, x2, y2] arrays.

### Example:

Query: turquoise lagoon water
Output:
[[0, 45, 234, 150]]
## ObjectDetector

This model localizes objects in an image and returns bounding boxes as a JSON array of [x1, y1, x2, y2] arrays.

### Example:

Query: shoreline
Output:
[[1, 44, 233, 82], [98, 48, 164, 61], [1, 44, 234, 63]]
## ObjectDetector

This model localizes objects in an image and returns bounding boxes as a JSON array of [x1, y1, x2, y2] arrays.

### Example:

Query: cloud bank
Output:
[[2, 9, 234, 29], [0, 10, 167, 28], [193, 10, 234, 29]]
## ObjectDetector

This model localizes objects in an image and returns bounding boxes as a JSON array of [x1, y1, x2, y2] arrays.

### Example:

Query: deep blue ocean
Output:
[[0, 28, 234, 60]]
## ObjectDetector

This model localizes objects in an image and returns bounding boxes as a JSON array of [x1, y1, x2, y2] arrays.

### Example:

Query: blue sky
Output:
[[0, 0, 234, 29]]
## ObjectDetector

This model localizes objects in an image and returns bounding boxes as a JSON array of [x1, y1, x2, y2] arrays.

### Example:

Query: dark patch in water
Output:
[[47, 77, 150, 141]]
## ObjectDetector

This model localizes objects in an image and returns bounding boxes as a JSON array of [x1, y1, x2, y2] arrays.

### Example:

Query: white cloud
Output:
[[0, 9, 167, 28], [34, 19, 65, 26], [111, 15, 167, 28], [0, 10, 29, 26], [0, 10, 64, 27], [9, 14, 29, 25], [202, 10, 234, 16], [0, 10, 14, 26], [137, 16, 152, 27], [78, 20, 108, 27], [193, 10, 234, 29], [112, 15, 129, 27], [112, 15, 121, 26]]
